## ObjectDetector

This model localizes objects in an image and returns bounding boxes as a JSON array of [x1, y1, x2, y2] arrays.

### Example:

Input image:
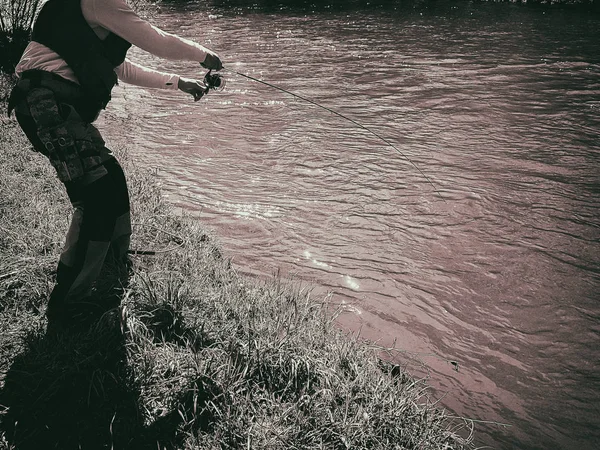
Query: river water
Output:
[[99, 1, 600, 448]]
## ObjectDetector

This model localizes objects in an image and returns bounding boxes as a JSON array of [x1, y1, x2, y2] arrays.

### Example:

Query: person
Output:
[[7, 0, 223, 329]]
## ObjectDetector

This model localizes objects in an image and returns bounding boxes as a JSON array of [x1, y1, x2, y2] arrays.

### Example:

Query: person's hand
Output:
[[201, 50, 223, 71], [178, 77, 207, 101]]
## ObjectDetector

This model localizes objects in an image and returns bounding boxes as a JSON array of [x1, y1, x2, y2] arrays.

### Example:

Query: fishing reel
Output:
[[203, 70, 226, 92]]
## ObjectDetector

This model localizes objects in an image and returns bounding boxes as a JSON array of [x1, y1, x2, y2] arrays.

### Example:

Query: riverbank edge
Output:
[[0, 78, 474, 448]]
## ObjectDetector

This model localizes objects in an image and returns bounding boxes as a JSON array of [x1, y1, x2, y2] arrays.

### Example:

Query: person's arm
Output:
[[116, 59, 179, 89], [116, 59, 208, 101], [88, 0, 222, 69]]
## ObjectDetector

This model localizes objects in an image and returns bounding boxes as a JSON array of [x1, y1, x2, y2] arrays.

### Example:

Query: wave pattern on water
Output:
[[100, 3, 600, 449]]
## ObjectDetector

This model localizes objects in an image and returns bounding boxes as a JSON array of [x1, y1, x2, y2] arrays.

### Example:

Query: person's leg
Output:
[[47, 199, 85, 321], [14, 110, 82, 320], [46, 158, 132, 324], [14, 84, 128, 326], [63, 177, 114, 300], [105, 158, 132, 304], [68, 158, 131, 308]]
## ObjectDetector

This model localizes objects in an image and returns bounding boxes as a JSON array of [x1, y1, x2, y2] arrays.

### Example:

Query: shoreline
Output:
[[0, 89, 474, 448]]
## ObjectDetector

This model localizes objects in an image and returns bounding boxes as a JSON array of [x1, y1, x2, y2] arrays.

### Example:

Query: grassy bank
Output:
[[0, 82, 474, 449]]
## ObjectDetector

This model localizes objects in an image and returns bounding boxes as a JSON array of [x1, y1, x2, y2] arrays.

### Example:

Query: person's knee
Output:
[[110, 234, 131, 261]]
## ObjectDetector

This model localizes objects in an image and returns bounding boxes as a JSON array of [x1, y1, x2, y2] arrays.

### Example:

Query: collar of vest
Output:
[[32, 0, 132, 110]]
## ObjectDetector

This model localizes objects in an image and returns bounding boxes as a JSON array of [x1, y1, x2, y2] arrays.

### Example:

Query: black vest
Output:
[[31, 0, 131, 111]]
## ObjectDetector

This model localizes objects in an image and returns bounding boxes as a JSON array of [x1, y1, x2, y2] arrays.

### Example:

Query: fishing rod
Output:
[[202, 69, 446, 203]]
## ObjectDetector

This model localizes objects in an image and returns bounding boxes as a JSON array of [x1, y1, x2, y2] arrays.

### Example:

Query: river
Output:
[[98, 1, 600, 448]]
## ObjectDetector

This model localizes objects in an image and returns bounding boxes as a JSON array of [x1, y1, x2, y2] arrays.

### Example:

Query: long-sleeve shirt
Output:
[[15, 0, 212, 90]]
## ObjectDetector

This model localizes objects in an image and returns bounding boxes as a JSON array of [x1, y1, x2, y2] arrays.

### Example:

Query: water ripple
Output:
[[100, 4, 600, 449]]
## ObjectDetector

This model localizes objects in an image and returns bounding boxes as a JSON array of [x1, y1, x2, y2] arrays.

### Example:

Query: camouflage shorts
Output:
[[23, 86, 109, 183]]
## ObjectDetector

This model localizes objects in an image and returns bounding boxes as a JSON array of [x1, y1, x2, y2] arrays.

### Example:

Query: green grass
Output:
[[0, 79, 474, 449]]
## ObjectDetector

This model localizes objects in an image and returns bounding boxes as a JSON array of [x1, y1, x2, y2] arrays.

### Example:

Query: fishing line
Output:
[[220, 68, 446, 203]]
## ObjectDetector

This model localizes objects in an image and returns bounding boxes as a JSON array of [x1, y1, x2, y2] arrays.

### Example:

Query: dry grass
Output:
[[0, 85, 474, 449]]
